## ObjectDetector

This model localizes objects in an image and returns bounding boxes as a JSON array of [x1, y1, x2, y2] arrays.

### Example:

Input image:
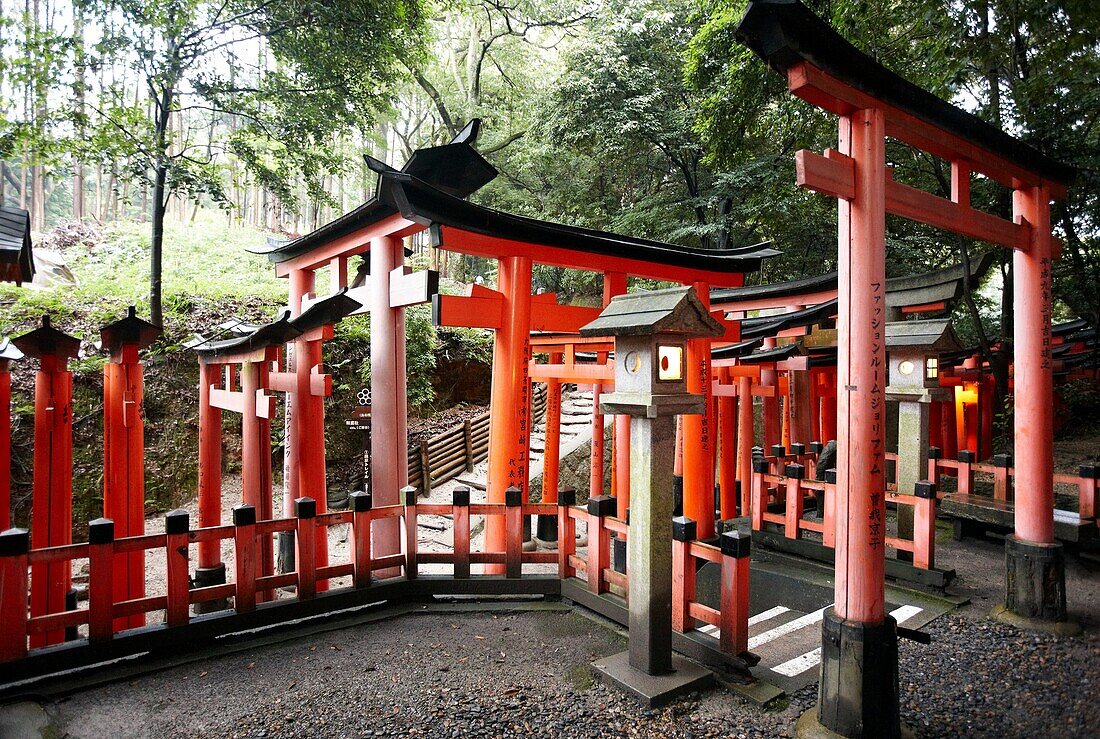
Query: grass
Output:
[[66, 216, 286, 305], [0, 215, 286, 339]]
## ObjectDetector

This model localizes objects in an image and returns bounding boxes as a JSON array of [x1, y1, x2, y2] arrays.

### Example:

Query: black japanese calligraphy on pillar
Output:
[[868, 281, 885, 550], [515, 337, 532, 495], [1040, 257, 1052, 370]]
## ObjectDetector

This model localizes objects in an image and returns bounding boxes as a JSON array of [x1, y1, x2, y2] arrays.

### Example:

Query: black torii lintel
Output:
[[101, 306, 163, 354], [735, 0, 1075, 187]]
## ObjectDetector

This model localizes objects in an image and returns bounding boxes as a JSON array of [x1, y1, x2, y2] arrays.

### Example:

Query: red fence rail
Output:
[[0, 483, 753, 670]]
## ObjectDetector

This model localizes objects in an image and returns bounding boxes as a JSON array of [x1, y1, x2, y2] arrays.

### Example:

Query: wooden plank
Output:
[[529, 302, 602, 333], [797, 148, 1031, 250], [432, 293, 503, 330], [389, 266, 438, 308], [787, 62, 1063, 198]]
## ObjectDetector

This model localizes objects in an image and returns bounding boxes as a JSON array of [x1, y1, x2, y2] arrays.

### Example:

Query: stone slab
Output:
[[592, 650, 714, 707]]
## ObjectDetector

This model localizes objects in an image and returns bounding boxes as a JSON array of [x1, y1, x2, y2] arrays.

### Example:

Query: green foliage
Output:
[[1058, 379, 1100, 437]]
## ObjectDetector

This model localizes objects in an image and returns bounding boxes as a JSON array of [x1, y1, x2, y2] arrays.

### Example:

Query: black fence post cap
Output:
[[824, 469, 837, 484], [752, 459, 769, 474], [587, 495, 615, 517], [751, 446, 764, 457], [233, 504, 256, 526], [1078, 464, 1099, 480], [350, 491, 373, 512], [785, 463, 805, 480], [0, 528, 30, 556], [88, 517, 115, 544], [295, 497, 317, 518], [957, 450, 976, 463], [505, 486, 523, 507], [720, 530, 751, 558], [914, 481, 937, 499], [790, 442, 806, 456], [993, 453, 1013, 468], [400, 486, 418, 506], [810, 441, 824, 454], [452, 487, 471, 507], [558, 487, 577, 507], [672, 516, 697, 542], [770, 444, 787, 457], [928, 446, 942, 460], [164, 509, 190, 535]]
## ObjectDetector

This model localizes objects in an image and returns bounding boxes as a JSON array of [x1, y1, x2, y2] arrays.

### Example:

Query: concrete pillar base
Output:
[[1002, 536, 1070, 624], [796, 709, 913, 739], [276, 531, 296, 574], [813, 609, 901, 739], [534, 513, 558, 546], [192, 564, 228, 614], [592, 650, 713, 707]]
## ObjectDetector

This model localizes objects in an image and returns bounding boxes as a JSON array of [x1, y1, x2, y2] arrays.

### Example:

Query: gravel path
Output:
[[41, 605, 1100, 739]]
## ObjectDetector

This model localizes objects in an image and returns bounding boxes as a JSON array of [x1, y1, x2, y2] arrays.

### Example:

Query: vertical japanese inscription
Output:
[[512, 337, 532, 494], [1040, 257, 1052, 370], [868, 280, 885, 551]]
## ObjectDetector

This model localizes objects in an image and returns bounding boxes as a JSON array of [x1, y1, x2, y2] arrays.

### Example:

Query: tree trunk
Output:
[[72, 6, 86, 221]]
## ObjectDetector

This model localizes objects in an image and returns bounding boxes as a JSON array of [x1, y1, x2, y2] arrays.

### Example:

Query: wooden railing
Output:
[[407, 383, 547, 491], [927, 448, 1099, 522], [750, 457, 940, 570], [0, 474, 752, 670]]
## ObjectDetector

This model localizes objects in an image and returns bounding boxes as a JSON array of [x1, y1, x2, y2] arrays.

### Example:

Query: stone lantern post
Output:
[[580, 286, 723, 705], [886, 320, 960, 552]]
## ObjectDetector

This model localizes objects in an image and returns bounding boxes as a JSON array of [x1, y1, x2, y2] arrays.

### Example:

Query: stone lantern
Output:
[[886, 319, 960, 552], [580, 286, 723, 704]]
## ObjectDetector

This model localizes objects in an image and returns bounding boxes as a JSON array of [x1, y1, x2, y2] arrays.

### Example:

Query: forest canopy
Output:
[[1, 0, 1097, 335]]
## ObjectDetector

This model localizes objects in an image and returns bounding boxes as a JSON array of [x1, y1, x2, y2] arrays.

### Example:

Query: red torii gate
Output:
[[12, 317, 80, 647], [738, 1, 1076, 736], [100, 307, 161, 630], [255, 126, 776, 572]]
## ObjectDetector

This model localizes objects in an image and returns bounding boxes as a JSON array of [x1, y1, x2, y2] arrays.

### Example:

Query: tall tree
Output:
[[78, 0, 426, 324]]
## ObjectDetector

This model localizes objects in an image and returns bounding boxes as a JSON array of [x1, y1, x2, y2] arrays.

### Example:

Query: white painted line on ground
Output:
[[696, 605, 790, 639], [768, 605, 925, 678], [749, 605, 791, 626], [890, 604, 923, 626], [749, 607, 828, 649], [772, 647, 822, 676]]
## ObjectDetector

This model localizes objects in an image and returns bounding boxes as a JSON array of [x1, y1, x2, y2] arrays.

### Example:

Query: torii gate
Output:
[[256, 124, 776, 573], [738, 2, 1076, 737]]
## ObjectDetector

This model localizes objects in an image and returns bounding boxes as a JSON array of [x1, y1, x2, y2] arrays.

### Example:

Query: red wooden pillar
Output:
[[760, 340, 781, 450], [293, 321, 330, 589], [542, 352, 564, 504], [718, 367, 737, 519], [820, 367, 838, 442], [736, 375, 754, 516], [370, 235, 407, 577], [281, 269, 312, 571], [590, 382, 605, 498], [604, 273, 629, 517], [1007, 183, 1065, 621], [485, 255, 532, 572], [0, 339, 23, 531], [196, 358, 225, 585], [14, 317, 81, 647], [833, 108, 887, 623], [819, 107, 894, 735], [683, 281, 716, 539], [100, 306, 161, 631]]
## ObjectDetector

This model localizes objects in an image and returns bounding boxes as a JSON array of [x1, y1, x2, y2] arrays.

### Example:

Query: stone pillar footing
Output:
[[276, 531, 296, 574], [192, 564, 228, 614], [801, 609, 900, 739], [534, 514, 558, 545], [1003, 535, 1067, 622]]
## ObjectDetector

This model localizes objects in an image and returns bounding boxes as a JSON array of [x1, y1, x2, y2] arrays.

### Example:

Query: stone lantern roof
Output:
[[579, 287, 724, 338]]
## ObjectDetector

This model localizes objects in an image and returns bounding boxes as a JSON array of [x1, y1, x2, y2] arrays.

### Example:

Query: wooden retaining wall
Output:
[[407, 383, 548, 493]]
